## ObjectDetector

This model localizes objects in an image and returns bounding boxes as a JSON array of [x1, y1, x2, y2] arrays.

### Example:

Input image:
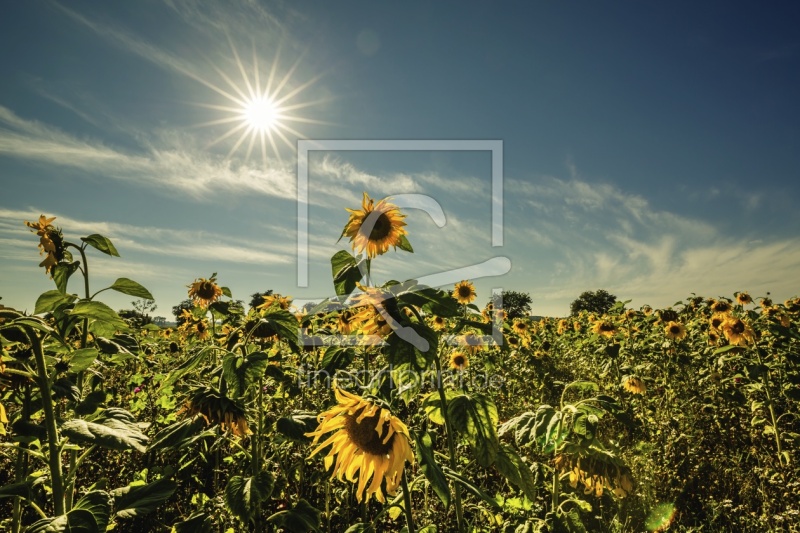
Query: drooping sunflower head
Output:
[[181, 385, 251, 437], [306, 386, 414, 503], [348, 285, 397, 339], [622, 375, 646, 395], [641, 305, 653, 316], [664, 321, 686, 340], [342, 192, 408, 259], [449, 350, 469, 371], [592, 320, 616, 338], [188, 276, 223, 308], [25, 215, 67, 277], [453, 280, 477, 305], [657, 309, 679, 323], [735, 291, 752, 306]]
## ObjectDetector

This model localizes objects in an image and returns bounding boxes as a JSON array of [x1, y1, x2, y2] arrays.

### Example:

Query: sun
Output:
[[190, 40, 327, 168], [243, 96, 278, 132]]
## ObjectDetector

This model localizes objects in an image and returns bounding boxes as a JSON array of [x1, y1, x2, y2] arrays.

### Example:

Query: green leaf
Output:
[[225, 472, 276, 523], [147, 416, 208, 452], [69, 300, 129, 335], [319, 346, 355, 374], [423, 390, 461, 426], [331, 250, 363, 296], [81, 234, 120, 257], [75, 390, 107, 416], [276, 412, 318, 442], [74, 490, 113, 533], [414, 431, 450, 508], [61, 408, 148, 453], [108, 278, 153, 299], [53, 261, 81, 294], [222, 351, 271, 398], [447, 393, 500, 466], [397, 234, 414, 253], [0, 480, 33, 500], [35, 290, 76, 315], [172, 512, 214, 533], [69, 348, 99, 373], [493, 445, 537, 500], [113, 477, 177, 519], [26, 515, 69, 533], [267, 499, 321, 532], [66, 509, 100, 533], [384, 321, 439, 371]]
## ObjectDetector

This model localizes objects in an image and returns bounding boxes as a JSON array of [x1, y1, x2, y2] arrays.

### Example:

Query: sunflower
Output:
[[453, 280, 477, 305], [641, 305, 653, 316], [721, 318, 756, 347], [622, 376, 646, 395], [557, 319, 568, 335], [187, 276, 223, 308], [348, 285, 396, 339], [664, 321, 686, 340], [592, 320, 616, 338], [181, 385, 251, 437], [449, 350, 469, 371], [342, 192, 408, 259], [258, 293, 293, 311], [306, 386, 414, 503], [25, 215, 66, 277], [458, 332, 484, 353], [736, 292, 752, 306], [708, 331, 720, 345], [709, 313, 727, 331], [512, 320, 529, 335], [710, 299, 732, 314], [431, 315, 447, 331]]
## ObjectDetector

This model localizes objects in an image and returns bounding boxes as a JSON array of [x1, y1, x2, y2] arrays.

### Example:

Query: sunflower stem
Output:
[[758, 353, 785, 466], [400, 469, 416, 533], [28, 326, 66, 516], [433, 356, 465, 532]]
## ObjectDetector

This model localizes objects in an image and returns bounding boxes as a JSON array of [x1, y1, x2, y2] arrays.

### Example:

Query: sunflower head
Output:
[[342, 192, 409, 259], [641, 305, 653, 316], [664, 321, 686, 340], [512, 319, 529, 335], [188, 276, 223, 308], [709, 313, 727, 331], [592, 320, 616, 338], [453, 280, 477, 305], [258, 293, 293, 311], [306, 386, 414, 503], [182, 385, 251, 437], [735, 291, 752, 306], [431, 315, 447, 331], [449, 350, 469, 371], [622, 375, 646, 395], [458, 332, 484, 353], [25, 215, 67, 277], [721, 318, 756, 347], [711, 299, 732, 314]]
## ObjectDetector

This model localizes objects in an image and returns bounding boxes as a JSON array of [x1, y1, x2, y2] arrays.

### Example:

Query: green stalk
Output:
[[12, 384, 32, 533], [759, 361, 784, 466], [433, 356, 465, 531], [550, 414, 565, 517], [400, 469, 416, 533], [29, 327, 65, 516]]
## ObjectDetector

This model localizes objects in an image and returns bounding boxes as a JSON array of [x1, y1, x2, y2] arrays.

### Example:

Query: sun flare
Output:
[[190, 41, 327, 168]]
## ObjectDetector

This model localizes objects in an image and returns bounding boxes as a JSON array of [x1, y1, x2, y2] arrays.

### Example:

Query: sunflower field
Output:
[[1, 198, 799, 533]]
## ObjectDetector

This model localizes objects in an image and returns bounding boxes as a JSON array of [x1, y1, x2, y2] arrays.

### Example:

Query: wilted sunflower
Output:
[[722, 317, 756, 347], [736, 292, 752, 306], [25, 215, 66, 277], [449, 350, 469, 371], [342, 192, 408, 259], [664, 321, 687, 340], [181, 385, 250, 437], [453, 280, 477, 305], [592, 320, 616, 338], [187, 276, 223, 308], [338, 309, 357, 335], [348, 285, 396, 339], [622, 376, 646, 395], [306, 386, 414, 503]]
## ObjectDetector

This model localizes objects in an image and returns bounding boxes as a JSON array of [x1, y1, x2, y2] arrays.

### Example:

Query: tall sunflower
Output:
[[25, 215, 66, 277], [342, 192, 408, 259], [453, 280, 477, 305], [592, 320, 616, 338], [306, 387, 414, 503], [736, 291, 752, 306], [721, 318, 756, 347], [188, 276, 223, 308]]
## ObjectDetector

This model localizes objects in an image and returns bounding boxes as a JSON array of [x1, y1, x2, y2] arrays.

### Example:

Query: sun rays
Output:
[[190, 39, 326, 168]]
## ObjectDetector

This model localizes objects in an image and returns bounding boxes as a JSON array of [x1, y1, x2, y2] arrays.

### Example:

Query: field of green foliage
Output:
[[1, 202, 798, 532]]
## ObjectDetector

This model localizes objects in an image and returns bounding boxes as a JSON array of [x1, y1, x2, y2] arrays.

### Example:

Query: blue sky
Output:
[[2, 1, 799, 318]]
